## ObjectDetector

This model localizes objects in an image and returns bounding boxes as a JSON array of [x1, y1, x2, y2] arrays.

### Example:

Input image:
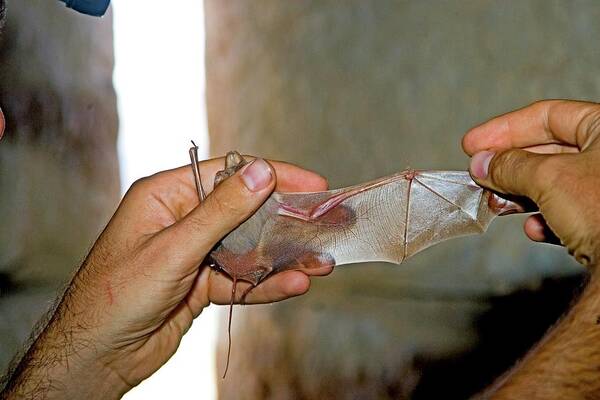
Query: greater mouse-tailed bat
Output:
[[205, 152, 521, 287], [189, 148, 522, 376]]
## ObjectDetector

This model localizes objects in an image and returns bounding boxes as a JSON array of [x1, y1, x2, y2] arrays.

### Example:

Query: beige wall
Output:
[[0, 1, 119, 373]]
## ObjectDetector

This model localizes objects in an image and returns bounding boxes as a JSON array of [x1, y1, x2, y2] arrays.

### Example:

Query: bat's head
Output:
[[210, 247, 272, 287], [211, 243, 336, 288]]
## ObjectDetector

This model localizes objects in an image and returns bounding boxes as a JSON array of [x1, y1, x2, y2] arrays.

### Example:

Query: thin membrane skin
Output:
[[209, 153, 521, 287], [202, 151, 521, 377]]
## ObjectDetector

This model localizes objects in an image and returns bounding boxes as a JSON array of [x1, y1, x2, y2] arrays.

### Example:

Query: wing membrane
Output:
[[211, 170, 513, 285]]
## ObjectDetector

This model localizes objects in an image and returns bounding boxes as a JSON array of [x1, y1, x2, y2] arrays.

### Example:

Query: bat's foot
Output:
[[214, 151, 249, 187]]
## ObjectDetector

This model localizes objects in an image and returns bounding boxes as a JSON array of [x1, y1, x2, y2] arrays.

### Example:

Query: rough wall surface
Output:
[[0, 1, 119, 373], [206, 1, 597, 398]]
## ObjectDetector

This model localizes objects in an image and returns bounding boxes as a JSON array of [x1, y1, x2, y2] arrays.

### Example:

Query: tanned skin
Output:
[[480, 274, 600, 399], [0, 157, 332, 399], [466, 100, 600, 398]]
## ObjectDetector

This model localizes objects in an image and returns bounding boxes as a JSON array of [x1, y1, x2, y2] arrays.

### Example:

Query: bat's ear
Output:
[[214, 151, 250, 187]]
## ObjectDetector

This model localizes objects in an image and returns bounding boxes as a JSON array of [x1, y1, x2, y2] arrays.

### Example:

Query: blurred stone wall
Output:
[[0, 1, 119, 373], [206, 1, 599, 398]]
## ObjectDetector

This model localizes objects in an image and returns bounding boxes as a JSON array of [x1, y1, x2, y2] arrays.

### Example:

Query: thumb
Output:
[[159, 158, 275, 267], [469, 149, 552, 204]]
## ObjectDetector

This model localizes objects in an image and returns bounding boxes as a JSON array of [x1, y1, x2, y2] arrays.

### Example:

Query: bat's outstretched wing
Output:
[[404, 171, 510, 258], [210, 170, 518, 285]]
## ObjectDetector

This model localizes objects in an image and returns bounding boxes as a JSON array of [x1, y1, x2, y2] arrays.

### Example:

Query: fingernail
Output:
[[241, 158, 273, 192], [470, 151, 495, 179]]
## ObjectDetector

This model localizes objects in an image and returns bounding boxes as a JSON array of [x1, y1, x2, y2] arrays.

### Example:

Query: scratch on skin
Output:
[[105, 282, 114, 306]]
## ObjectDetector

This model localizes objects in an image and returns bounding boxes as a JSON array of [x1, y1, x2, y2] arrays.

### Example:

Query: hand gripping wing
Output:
[[198, 152, 520, 287]]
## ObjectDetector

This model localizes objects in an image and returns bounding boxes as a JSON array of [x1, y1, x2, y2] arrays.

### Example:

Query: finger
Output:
[[296, 265, 335, 276], [265, 160, 329, 192], [523, 143, 580, 155], [207, 270, 314, 305], [0, 106, 5, 140], [469, 149, 554, 203], [524, 214, 546, 242], [157, 158, 276, 268], [148, 157, 328, 221], [161, 156, 328, 195], [184, 268, 210, 318], [524, 213, 562, 245], [462, 100, 600, 155], [186, 263, 333, 314]]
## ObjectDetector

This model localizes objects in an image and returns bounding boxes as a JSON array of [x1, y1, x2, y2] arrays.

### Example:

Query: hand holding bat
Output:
[[464, 99, 600, 267], [0, 157, 331, 399]]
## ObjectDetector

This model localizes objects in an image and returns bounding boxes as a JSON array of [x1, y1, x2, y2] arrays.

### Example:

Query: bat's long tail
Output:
[[222, 277, 237, 379]]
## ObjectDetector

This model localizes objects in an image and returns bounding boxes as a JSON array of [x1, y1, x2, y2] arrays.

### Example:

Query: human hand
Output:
[[463, 100, 600, 267], [1, 156, 331, 399], [0, 106, 5, 139]]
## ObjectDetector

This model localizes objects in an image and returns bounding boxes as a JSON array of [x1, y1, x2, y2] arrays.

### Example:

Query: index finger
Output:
[[462, 100, 600, 156], [147, 155, 329, 220]]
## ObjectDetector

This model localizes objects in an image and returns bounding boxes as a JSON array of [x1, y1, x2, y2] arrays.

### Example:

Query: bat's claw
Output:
[[215, 150, 249, 187]]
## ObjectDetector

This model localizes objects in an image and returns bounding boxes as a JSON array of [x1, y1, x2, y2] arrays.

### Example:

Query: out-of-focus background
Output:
[[2, 1, 600, 399]]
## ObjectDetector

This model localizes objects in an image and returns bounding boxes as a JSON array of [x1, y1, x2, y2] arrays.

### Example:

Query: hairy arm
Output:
[[479, 273, 600, 399], [0, 269, 130, 399]]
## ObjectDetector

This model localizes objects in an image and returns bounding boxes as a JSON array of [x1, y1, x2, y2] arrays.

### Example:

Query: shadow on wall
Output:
[[0, 1, 119, 373], [414, 274, 586, 398]]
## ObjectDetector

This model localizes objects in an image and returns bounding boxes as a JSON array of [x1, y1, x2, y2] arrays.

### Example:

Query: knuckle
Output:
[[530, 99, 559, 113], [578, 106, 600, 148], [529, 99, 548, 109], [183, 207, 213, 231], [128, 176, 151, 194], [489, 150, 520, 185], [127, 171, 171, 197]]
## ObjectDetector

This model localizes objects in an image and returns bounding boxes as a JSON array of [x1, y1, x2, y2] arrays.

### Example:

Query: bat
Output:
[[189, 148, 522, 376], [205, 151, 522, 287]]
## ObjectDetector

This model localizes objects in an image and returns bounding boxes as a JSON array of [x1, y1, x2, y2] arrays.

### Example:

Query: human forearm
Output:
[[0, 287, 130, 400], [481, 272, 600, 399]]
